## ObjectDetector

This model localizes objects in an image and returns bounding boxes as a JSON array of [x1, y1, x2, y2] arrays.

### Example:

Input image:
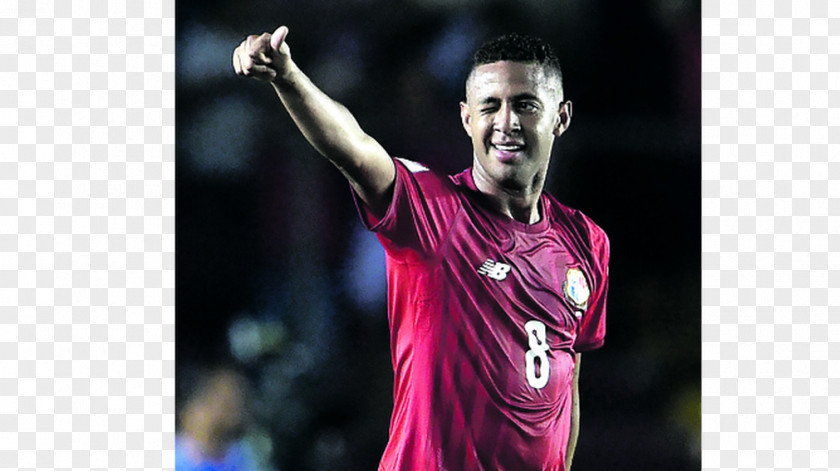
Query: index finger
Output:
[[246, 33, 272, 57]]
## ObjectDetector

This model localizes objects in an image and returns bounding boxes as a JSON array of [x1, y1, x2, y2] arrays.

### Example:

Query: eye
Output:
[[516, 102, 539, 113], [480, 105, 499, 115]]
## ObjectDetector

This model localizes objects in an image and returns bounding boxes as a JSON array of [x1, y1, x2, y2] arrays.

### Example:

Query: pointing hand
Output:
[[232, 25, 292, 83]]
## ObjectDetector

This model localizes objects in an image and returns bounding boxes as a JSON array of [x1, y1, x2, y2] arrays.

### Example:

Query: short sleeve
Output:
[[573, 222, 610, 352], [352, 158, 460, 257]]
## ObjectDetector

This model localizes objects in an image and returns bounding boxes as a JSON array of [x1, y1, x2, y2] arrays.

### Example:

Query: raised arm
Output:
[[232, 26, 395, 217]]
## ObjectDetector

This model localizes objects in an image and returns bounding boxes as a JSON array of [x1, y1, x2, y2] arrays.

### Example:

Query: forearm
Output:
[[233, 26, 394, 213], [272, 63, 379, 167], [565, 353, 581, 470], [270, 61, 394, 211]]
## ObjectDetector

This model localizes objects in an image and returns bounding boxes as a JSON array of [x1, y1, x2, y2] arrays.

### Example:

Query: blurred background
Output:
[[175, 0, 700, 469]]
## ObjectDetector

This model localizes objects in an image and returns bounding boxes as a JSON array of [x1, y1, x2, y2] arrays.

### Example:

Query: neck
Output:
[[471, 169, 544, 224]]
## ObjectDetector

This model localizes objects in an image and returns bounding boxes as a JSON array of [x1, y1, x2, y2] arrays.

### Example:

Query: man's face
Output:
[[460, 61, 571, 192]]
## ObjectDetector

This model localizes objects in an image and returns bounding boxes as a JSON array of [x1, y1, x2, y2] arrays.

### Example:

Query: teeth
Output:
[[494, 144, 523, 151]]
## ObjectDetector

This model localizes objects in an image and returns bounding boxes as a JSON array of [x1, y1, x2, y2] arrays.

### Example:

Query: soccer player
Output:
[[233, 26, 609, 471]]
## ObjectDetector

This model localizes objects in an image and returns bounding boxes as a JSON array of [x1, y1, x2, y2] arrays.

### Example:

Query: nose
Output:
[[494, 102, 520, 134]]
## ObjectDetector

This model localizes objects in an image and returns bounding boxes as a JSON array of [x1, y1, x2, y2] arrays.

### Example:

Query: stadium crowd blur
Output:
[[176, 0, 700, 469]]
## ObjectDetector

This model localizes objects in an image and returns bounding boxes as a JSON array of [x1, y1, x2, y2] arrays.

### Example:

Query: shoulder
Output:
[[394, 157, 467, 200], [369, 158, 466, 254], [543, 193, 609, 253], [394, 157, 432, 174], [395, 157, 448, 186]]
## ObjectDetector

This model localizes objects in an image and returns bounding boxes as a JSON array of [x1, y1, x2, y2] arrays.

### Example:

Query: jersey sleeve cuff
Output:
[[351, 157, 405, 233]]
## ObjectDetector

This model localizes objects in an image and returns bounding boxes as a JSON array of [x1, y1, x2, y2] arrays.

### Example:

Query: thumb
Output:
[[270, 26, 289, 52]]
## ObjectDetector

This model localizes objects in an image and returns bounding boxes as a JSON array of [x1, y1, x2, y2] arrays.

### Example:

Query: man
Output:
[[175, 366, 268, 470], [233, 26, 609, 471]]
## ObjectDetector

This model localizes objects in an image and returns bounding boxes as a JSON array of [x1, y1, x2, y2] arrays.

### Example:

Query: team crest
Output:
[[563, 267, 590, 308]]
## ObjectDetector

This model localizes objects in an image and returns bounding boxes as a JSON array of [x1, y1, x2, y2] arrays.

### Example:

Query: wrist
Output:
[[270, 60, 297, 90]]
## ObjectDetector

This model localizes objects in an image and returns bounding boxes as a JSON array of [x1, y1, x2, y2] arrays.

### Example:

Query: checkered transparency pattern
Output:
[[3, 1, 175, 470], [702, 1, 838, 470]]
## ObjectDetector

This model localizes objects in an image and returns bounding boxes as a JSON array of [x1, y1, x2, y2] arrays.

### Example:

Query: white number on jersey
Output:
[[524, 320, 550, 389]]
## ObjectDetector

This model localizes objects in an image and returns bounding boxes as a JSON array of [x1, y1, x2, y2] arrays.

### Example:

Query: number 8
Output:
[[525, 320, 550, 389]]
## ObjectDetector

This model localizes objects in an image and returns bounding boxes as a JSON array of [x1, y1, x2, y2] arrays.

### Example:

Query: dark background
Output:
[[175, 1, 700, 469]]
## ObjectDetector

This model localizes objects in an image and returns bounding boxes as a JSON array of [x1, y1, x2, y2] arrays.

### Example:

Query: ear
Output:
[[554, 100, 573, 137], [460, 101, 473, 137]]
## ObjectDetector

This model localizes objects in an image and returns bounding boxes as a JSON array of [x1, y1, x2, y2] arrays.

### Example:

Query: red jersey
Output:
[[354, 158, 610, 471]]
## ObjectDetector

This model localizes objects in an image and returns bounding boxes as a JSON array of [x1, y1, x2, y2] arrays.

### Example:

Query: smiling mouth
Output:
[[491, 143, 526, 161], [492, 143, 525, 152]]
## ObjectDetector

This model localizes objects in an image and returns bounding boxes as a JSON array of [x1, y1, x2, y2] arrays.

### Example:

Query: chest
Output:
[[437, 207, 594, 334]]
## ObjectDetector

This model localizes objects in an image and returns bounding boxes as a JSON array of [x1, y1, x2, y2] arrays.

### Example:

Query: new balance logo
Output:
[[477, 259, 511, 281]]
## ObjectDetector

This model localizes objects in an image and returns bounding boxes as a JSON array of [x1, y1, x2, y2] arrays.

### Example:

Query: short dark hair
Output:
[[469, 33, 563, 93]]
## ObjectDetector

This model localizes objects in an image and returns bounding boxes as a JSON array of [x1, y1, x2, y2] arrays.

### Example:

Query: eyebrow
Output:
[[477, 93, 542, 105]]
